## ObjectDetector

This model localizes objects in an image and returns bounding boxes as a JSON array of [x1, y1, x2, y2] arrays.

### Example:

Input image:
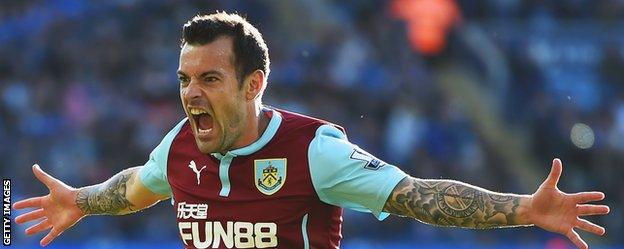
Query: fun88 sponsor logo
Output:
[[177, 202, 278, 248]]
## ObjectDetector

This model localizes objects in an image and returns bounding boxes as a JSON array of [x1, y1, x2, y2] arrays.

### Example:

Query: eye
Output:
[[203, 76, 219, 83], [178, 76, 190, 87]]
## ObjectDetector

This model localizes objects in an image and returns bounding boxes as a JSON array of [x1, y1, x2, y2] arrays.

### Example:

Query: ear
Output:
[[243, 69, 265, 101]]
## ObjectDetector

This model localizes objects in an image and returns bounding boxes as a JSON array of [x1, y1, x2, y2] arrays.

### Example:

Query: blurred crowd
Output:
[[1, 0, 623, 247]]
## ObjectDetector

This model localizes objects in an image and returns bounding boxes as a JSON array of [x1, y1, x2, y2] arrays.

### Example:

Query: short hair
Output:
[[181, 12, 270, 85]]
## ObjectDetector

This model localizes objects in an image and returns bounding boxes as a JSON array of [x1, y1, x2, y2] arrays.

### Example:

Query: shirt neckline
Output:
[[211, 108, 282, 159]]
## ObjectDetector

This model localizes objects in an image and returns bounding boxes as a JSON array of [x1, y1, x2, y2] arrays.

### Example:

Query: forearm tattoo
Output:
[[76, 169, 137, 215], [383, 178, 529, 229]]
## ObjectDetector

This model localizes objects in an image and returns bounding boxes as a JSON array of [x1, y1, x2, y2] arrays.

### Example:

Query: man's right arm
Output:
[[14, 119, 183, 246], [13, 164, 169, 246], [76, 118, 186, 215], [75, 166, 169, 216]]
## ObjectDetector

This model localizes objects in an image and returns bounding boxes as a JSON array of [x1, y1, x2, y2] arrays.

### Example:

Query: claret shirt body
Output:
[[139, 108, 407, 249]]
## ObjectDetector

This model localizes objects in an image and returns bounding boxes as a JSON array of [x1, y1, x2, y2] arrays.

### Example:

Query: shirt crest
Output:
[[254, 158, 287, 195]]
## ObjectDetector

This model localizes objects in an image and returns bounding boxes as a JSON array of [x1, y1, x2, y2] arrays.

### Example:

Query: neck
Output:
[[228, 104, 269, 152]]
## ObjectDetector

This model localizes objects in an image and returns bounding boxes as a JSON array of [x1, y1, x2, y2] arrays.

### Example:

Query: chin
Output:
[[195, 140, 217, 154]]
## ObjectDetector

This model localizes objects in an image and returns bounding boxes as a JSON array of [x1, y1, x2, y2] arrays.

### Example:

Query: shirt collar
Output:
[[211, 108, 282, 159]]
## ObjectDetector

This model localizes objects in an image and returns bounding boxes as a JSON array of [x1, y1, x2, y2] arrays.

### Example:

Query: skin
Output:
[[12, 38, 609, 248], [177, 36, 268, 154], [383, 159, 610, 249]]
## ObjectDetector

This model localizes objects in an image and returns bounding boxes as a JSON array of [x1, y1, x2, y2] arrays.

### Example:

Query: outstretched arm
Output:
[[13, 164, 168, 246], [383, 177, 532, 228], [383, 159, 610, 249], [75, 166, 166, 215]]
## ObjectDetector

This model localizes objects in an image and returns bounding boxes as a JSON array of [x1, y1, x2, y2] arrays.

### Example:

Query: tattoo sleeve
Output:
[[383, 177, 532, 229], [76, 167, 139, 215]]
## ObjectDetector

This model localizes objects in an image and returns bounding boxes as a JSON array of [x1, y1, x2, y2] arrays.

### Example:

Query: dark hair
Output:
[[181, 12, 270, 85]]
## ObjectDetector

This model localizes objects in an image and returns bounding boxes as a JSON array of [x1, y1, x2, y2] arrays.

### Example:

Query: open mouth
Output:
[[189, 108, 214, 135]]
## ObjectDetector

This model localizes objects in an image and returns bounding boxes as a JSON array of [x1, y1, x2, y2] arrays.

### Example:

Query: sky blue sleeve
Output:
[[308, 124, 408, 220], [138, 118, 187, 196]]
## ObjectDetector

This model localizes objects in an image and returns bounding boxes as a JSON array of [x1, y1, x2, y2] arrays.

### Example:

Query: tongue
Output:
[[197, 114, 213, 130]]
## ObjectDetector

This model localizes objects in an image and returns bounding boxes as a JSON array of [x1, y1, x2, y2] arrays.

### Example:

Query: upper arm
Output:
[[127, 166, 170, 209], [308, 124, 408, 220], [136, 118, 188, 196]]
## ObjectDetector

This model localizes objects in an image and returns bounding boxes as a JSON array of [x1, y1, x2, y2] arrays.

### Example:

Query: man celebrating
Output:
[[13, 12, 609, 249]]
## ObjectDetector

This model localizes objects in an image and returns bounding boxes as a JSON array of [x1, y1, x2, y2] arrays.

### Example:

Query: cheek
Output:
[[210, 86, 245, 129], [230, 107, 243, 127], [179, 88, 188, 103], [219, 101, 245, 130]]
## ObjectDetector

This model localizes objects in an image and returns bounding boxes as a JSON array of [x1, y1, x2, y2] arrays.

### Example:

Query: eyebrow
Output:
[[176, 70, 225, 78], [200, 70, 225, 78]]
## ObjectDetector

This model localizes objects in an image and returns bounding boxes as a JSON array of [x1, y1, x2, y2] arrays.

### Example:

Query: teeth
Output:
[[189, 108, 208, 115]]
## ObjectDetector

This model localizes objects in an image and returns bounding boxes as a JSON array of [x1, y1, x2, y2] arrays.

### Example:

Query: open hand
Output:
[[529, 159, 610, 249], [13, 164, 85, 246]]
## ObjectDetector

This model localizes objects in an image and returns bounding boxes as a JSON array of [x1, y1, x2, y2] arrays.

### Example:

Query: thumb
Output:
[[542, 158, 562, 188], [32, 164, 58, 189]]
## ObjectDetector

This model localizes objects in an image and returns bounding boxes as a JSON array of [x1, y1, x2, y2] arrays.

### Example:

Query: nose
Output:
[[183, 80, 202, 100]]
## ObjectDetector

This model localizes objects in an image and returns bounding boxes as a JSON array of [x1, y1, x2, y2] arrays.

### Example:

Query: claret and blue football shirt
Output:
[[138, 108, 408, 249]]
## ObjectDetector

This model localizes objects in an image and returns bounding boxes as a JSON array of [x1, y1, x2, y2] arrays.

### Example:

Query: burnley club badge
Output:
[[254, 158, 287, 195]]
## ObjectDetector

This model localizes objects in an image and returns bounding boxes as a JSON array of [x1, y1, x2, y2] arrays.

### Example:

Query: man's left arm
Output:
[[383, 177, 532, 228], [383, 159, 610, 249]]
